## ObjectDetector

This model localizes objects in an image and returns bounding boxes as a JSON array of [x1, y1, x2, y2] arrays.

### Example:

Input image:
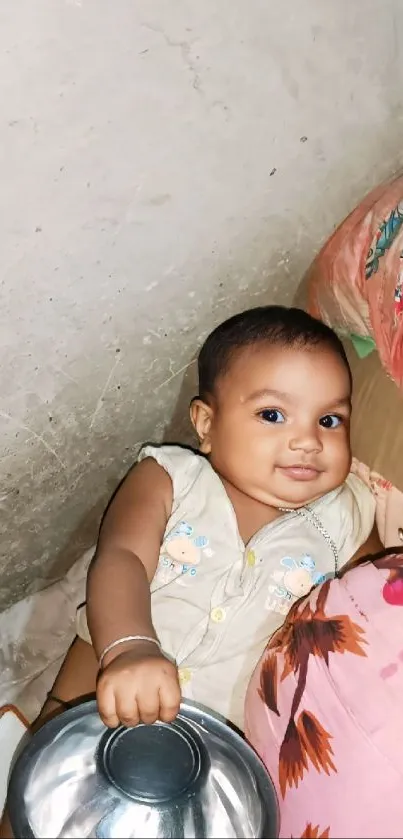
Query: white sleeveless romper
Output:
[[77, 445, 375, 729]]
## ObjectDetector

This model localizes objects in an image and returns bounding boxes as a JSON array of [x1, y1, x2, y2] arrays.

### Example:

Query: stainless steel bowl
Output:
[[8, 699, 279, 838]]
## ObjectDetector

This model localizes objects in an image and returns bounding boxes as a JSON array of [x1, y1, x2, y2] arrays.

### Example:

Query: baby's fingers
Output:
[[115, 691, 141, 728], [158, 674, 182, 723], [137, 689, 165, 725], [96, 679, 121, 729]]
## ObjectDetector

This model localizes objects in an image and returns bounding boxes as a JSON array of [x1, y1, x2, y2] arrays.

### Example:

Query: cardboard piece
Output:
[[345, 340, 403, 492]]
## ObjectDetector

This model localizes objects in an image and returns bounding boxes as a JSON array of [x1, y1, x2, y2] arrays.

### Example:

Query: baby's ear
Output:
[[190, 398, 213, 454]]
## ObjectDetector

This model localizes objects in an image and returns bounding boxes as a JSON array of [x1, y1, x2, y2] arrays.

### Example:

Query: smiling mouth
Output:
[[277, 465, 321, 481]]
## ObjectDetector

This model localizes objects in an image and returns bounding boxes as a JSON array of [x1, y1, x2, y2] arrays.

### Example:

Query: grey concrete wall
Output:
[[1, 0, 403, 610]]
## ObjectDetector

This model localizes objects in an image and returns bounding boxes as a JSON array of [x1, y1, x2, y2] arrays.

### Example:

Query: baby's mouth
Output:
[[276, 464, 321, 481]]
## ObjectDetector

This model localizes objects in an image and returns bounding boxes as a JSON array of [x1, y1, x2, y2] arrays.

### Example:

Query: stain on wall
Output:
[[1, 0, 403, 610]]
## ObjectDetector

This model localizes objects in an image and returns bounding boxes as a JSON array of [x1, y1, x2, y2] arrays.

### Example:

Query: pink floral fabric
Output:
[[351, 457, 403, 549], [245, 551, 403, 838]]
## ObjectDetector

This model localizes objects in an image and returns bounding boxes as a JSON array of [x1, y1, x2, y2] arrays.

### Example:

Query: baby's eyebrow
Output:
[[246, 388, 292, 403], [327, 397, 352, 410], [245, 390, 352, 409]]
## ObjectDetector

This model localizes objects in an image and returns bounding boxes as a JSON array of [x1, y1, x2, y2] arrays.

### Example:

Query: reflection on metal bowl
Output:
[[8, 698, 279, 838]]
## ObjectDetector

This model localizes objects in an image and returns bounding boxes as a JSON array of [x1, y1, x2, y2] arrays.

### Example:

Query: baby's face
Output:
[[200, 343, 352, 509]]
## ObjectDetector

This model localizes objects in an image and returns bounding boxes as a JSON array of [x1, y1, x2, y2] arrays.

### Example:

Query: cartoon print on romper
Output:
[[265, 554, 326, 616], [157, 521, 212, 584]]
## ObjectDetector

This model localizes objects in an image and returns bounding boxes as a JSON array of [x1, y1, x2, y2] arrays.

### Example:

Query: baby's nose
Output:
[[289, 426, 322, 453]]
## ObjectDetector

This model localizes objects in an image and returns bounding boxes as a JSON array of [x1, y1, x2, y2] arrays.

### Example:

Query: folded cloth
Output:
[[0, 548, 92, 723], [0, 706, 29, 817]]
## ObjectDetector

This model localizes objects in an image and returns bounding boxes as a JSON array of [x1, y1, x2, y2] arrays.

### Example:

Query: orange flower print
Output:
[[279, 710, 336, 797], [297, 823, 330, 838], [258, 650, 279, 716], [259, 576, 367, 796]]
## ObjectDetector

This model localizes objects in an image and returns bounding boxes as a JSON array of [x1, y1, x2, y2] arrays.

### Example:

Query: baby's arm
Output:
[[86, 457, 181, 727], [87, 457, 171, 657]]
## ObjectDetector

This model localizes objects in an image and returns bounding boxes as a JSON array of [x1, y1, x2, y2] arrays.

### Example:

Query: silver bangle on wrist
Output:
[[98, 635, 162, 669]]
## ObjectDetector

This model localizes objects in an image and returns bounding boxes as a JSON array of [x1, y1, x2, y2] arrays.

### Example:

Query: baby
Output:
[[48, 305, 379, 733], [0, 305, 382, 837]]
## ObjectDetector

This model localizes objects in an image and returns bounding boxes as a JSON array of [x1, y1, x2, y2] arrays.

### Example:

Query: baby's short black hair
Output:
[[197, 305, 351, 401]]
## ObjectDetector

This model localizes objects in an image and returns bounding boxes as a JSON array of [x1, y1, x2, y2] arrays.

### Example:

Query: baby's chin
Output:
[[276, 481, 343, 509]]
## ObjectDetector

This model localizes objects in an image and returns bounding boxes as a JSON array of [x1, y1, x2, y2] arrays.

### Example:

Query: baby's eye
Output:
[[319, 414, 343, 429], [259, 409, 286, 424]]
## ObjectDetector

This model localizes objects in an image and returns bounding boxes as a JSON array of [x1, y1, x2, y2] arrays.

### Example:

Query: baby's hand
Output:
[[97, 643, 181, 728]]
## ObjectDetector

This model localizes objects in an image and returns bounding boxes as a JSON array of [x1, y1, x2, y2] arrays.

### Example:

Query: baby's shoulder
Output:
[[317, 472, 374, 517], [138, 443, 212, 501]]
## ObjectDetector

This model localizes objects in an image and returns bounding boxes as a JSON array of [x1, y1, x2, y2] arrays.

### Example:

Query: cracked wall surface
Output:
[[1, 0, 403, 610]]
